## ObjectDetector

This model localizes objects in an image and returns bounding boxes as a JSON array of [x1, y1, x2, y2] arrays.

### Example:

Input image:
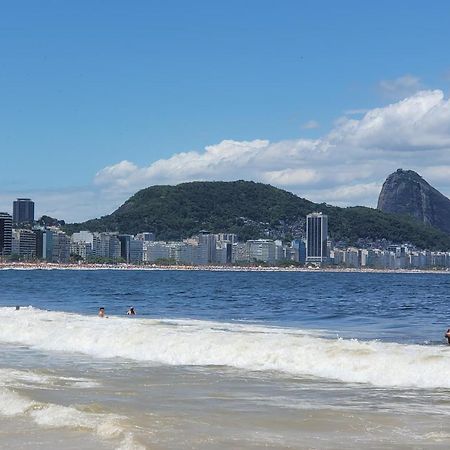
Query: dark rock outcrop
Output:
[[377, 169, 450, 234]]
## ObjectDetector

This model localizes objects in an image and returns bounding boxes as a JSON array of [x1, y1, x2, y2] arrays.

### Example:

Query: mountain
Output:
[[377, 169, 450, 234], [65, 180, 450, 250]]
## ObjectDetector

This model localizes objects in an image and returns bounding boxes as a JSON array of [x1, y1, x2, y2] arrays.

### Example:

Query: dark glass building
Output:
[[13, 198, 35, 225], [0, 212, 13, 256], [306, 212, 328, 264], [118, 234, 132, 263]]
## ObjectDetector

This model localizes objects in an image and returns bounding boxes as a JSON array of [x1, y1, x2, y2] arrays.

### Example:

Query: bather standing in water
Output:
[[445, 329, 450, 344]]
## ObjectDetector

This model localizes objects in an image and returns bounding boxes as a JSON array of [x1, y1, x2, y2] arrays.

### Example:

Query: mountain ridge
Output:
[[65, 180, 450, 250], [377, 169, 450, 234]]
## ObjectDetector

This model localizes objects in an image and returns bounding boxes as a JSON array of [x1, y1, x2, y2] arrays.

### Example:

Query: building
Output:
[[92, 232, 121, 261], [215, 241, 233, 264], [136, 232, 155, 242], [246, 239, 276, 263], [70, 241, 93, 260], [34, 228, 53, 260], [216, 233, 238, 245], [143, 241, 171, 263], [118, 234, 133, 262], [197, 231, 216, 265], [291, 239, 306, 264], [306, 212, 328, 265], [0, 212, 12, 256], [129, 239, 143, 264], [72, 230, 94, 246], [51, 230, 71, 263], [13, 198, 35, 225], [12, 229, 36, 259]]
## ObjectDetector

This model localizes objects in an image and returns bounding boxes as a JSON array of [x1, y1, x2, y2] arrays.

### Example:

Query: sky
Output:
[[1, 0, 450, 222]]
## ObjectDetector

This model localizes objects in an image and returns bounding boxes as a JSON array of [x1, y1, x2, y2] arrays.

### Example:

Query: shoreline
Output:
[[1, 261, 449, 275]]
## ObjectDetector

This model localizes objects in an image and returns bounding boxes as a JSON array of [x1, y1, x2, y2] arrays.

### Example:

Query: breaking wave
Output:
[[0, 367, 144, 450], [1, 307, 450, 389]]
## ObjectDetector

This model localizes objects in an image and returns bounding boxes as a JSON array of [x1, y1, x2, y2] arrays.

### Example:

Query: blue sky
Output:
[[1, 1, 450, 221]]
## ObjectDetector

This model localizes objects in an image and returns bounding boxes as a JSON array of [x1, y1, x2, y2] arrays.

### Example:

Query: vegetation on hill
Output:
[[64, 181, 450, 250]]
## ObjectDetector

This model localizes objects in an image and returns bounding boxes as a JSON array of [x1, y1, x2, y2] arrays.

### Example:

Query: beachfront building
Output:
[[246, 239, 276, 264], [143, 241, 171, 263], [92, 232, 121, 261], [34, 228, 51, 260], [197, 231, 217, 265], [0, 212, 12, 256], [291, 239, 306, 264], [215, 241, 233, 264], [70, 230, 94, 261], [306, 212, 329, 265], [129, 239, 143, 264], [51, 229, 71, 263], [70, 241, 93, 260], [12, 198, 34, 225], [11, 229, 36, 259]]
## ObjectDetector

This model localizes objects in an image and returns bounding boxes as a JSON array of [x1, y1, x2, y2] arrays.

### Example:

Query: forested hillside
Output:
[[65, 181, 450, 250]]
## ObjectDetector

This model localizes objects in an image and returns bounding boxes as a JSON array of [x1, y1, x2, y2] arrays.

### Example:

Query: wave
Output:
[[0, 367, 144, 450], [1, 307, 450, 389]]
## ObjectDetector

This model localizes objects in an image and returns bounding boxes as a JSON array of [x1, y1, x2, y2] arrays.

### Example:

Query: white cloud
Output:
[[329, 90, 450, 151], [0, 188, 112, 223], [379, 74, 423, 100], [343, 108, 370, 115], [304, 183, 383, 207], [301, 120, 320, 129], [92, 89, 450, 213], [378, 74, 424, 100], [4, 89, 450, 222]]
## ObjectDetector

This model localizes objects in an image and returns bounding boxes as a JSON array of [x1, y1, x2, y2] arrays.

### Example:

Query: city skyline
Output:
[[1, 1, 450, 221]]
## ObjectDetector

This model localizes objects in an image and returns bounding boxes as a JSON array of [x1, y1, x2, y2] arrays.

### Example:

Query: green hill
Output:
[[65, 180, 450, 250]]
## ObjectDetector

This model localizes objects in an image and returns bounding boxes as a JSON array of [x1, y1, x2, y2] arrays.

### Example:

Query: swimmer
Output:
[[15, 305, 20, 311], [98, 307, 106, 317], [127, 307, 136, 315], [445, 329, 450, 345]]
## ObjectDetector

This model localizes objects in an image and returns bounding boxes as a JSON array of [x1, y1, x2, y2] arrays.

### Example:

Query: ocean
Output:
[[0, 269, 450, 449]]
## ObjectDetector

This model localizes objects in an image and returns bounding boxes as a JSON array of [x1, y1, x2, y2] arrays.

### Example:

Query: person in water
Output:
[[445, 329, 450, 344], [127, 307, 136, 315], [98, 307, 106, 317]]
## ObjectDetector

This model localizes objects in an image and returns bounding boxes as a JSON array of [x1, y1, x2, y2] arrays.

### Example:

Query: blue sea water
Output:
[[1, 269, 450, 449], [1, 269, 449, 344]]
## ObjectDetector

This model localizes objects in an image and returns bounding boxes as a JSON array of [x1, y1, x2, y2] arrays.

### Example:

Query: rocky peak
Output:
[[377, 169, 450, 234]]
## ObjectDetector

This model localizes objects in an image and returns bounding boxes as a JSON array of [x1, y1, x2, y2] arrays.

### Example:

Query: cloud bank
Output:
[[94, 89, 450, 210], [3, 88, 449, 222]]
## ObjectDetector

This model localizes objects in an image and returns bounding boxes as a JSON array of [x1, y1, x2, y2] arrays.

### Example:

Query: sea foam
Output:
[[1, 307, 450, 389], [0, 367, 144, 450]]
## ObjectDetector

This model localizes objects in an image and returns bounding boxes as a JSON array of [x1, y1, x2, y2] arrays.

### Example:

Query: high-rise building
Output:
[[51, 230, 71, 263], [13, 198, 35, 225], [93, 232, 121, 261], [306, 212, 329, 264], [197, 231, 216, 264], [12, 229, 36, 259], [0, 212, 13, 256], [118, 234, 133, 263]]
